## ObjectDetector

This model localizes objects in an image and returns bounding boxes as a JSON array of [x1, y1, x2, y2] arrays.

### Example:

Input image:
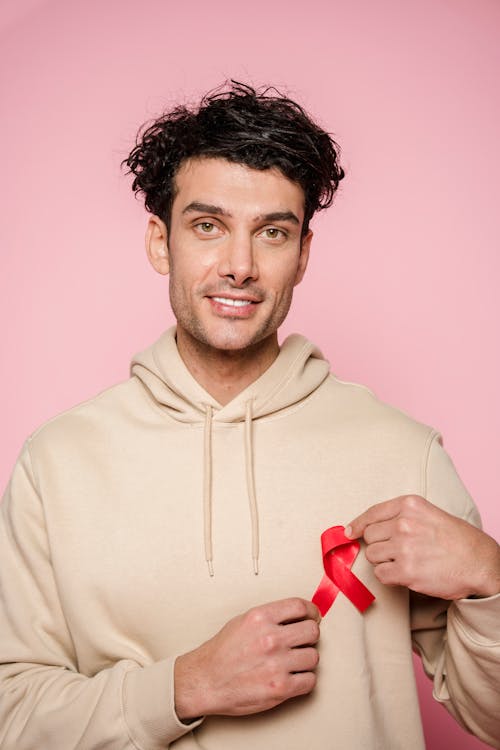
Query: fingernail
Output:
[[344, 525, 353, 538]]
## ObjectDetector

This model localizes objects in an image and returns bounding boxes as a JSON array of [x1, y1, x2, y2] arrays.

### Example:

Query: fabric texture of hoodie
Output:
[[0, 327, 499, 750]]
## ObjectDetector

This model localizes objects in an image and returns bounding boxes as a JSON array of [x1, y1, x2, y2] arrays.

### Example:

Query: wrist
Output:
[[468, 538, 500, 598], [174, 651, 210, 721]]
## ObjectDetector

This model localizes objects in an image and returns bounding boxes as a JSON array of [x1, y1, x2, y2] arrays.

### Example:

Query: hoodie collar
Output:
[[131, 327, 330, 576], [131, 326, 330, 423]]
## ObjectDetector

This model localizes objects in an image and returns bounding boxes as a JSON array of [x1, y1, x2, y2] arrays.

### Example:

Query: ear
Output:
[[145, 215, 169, 275], [294, 229, 313, 286]]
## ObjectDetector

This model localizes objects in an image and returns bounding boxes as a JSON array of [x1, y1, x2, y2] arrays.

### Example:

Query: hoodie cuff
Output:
[[450, 592, 500, 645], [121, 656, 204, 749]]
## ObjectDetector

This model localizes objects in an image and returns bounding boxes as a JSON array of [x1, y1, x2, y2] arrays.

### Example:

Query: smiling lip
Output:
[[207, 294, 261, 317]]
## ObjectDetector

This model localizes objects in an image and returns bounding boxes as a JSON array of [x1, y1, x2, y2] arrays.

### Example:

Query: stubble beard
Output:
[[169, 279, 295, 355]]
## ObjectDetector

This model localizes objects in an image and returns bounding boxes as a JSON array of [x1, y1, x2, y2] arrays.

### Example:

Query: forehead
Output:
[[172, 157, 305, 218]]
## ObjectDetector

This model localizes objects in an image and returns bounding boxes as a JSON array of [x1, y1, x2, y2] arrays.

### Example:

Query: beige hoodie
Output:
[[0, 328, 499, 750]]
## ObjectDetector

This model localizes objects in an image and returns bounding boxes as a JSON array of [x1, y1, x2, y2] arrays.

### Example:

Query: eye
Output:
[[261, 227, 286, 240], [197, 222, 216, 233], [193, 221, 224, 238]]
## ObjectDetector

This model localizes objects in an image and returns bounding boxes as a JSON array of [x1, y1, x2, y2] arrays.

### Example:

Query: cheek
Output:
[[171, 244, 218, 283], [268, 259, 301, 296]]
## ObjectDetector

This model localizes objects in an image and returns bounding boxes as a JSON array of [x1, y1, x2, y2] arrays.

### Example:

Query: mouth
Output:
[[207, 294, 261, 317]]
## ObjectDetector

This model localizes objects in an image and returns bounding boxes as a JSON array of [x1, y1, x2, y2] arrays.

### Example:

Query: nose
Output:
[[217, 231, 258, 286]]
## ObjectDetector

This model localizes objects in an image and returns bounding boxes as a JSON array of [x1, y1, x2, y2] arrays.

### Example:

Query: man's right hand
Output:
[[174, 597, 321, 720]]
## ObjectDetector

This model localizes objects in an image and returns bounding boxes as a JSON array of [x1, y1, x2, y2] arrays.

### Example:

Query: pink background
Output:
[[1, 1, 499, 747]]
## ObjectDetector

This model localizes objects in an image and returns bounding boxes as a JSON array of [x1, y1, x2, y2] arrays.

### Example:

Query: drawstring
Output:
[[202, 400, 260, 577], [244, 399, 259, 575], [203, 405, 214, 576]]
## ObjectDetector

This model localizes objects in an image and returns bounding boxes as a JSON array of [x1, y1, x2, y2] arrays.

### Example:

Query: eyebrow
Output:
[[182, 202, 231, 217], [258, 211, 300, 225], [182, 202, 300, 225]]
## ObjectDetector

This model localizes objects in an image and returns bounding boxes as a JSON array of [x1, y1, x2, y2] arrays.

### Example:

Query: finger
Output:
[[282, 618, 320, 649], [345, 496, 405, 539], [288, 670, 317, 698], [288, 646, 319, 673], [267, 598, 321, 626], [365, 540, 396, 565], [373, 561, 402, 586], [363, 519, 395, 545]]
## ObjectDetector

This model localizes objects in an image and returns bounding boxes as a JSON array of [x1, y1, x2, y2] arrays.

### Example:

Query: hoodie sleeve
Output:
[[0, 443, 203, 750], [410, 431, 500, 749]]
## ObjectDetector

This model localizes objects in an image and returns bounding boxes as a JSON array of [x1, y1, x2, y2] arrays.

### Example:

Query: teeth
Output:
[[212, 296, 254, 307]]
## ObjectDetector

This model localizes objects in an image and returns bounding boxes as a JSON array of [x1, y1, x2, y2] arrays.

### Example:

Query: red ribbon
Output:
[[312, 526, 375, 616]]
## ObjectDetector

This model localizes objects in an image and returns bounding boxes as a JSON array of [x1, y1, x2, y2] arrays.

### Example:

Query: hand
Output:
[[345, 495, 500, 600], [174, 598, 321, 720]]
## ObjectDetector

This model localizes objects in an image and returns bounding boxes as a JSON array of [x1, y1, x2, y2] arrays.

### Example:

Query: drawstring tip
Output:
[[207, 560, 214, 577], [253, 558, 259, 575]]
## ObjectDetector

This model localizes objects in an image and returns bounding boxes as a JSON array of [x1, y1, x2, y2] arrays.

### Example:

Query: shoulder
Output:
[[316, 371, 437, 445], [319, 372, 478, 520], [27, 376, 149, 457]]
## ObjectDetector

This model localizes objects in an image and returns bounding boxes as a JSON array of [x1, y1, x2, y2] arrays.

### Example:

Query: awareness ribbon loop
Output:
[[312, 526, 375, 616]]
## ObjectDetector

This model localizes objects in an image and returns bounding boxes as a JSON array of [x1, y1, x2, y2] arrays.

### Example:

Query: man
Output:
[[0, 81, 499, 750]]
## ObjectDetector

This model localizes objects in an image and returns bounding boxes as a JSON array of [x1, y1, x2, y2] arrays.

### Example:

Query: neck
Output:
[[175, 328, 280, 406]]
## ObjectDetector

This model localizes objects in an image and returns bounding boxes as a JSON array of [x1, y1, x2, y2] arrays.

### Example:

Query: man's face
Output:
[[148, 157, 312, 354]]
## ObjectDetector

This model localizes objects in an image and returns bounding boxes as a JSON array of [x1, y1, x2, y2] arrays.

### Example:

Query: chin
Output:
[[196, 322, 275, 354], [204, 332, 262, 353]]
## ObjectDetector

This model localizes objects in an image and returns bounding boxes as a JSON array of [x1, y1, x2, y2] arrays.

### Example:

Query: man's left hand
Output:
[[345, 495, 500, 600]]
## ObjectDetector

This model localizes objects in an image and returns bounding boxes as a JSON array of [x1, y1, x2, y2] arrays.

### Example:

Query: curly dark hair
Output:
[[123, 80, 345, 236]]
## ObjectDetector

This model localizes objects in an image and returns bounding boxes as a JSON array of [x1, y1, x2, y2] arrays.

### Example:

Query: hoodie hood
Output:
[[131, 327, 330, 422], [130, 326, 331, 575]]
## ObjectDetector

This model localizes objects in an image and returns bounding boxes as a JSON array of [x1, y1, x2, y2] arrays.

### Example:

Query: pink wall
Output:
[[1, 1, 499, 747]]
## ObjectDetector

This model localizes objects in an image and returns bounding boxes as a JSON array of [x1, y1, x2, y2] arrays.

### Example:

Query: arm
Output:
[[174, 597, 321, 721], [0, 443, 202, 750], [346, 431, 500, 748], [0, 443, 321, 749]]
